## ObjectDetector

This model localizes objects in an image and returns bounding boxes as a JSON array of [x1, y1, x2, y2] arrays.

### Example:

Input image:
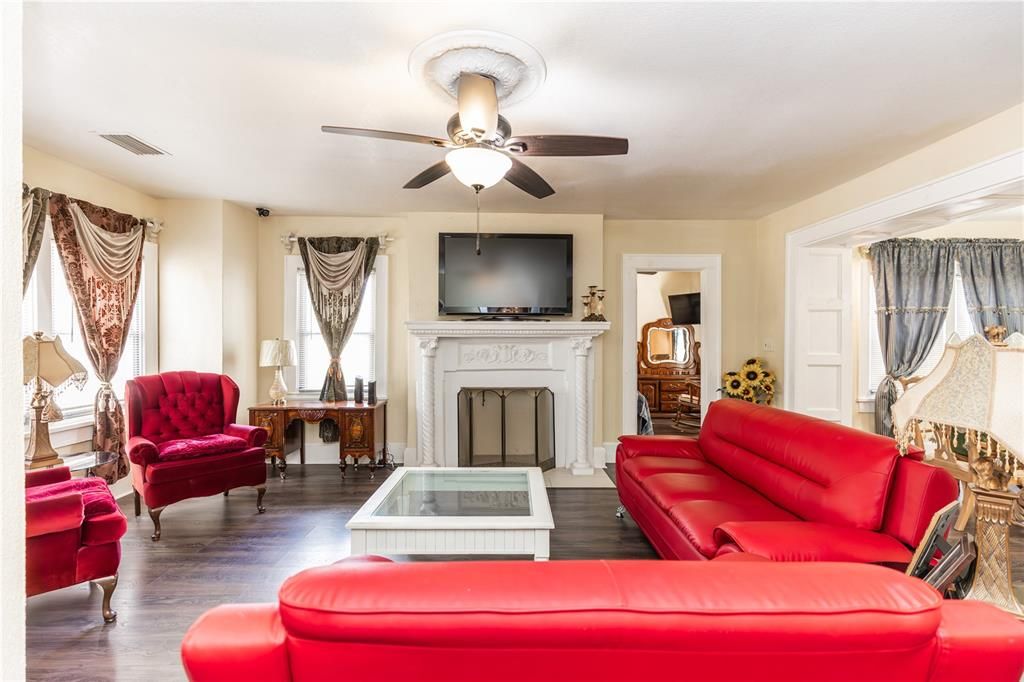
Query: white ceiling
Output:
[[23, 2, 1024, 219]]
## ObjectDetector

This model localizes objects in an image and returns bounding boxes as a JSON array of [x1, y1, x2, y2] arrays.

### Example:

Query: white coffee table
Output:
[[347, 467, 554, 561]]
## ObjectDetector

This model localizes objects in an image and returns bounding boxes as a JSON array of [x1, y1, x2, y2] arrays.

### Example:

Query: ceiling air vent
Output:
[[99, 134, 168, 156]]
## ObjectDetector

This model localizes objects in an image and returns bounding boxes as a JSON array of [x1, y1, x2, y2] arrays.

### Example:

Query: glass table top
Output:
[[372, 470, 532, 518], [51, 451, 117, 473]]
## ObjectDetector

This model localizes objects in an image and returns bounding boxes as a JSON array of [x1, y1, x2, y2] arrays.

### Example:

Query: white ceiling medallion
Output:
[[408, 29, 547, 107]]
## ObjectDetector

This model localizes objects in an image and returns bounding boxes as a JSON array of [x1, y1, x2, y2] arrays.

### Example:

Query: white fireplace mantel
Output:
[[407, 320, 610, 475]]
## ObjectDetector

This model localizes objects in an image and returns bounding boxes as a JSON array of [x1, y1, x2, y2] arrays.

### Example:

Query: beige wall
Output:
[[603, 220, 760, 442], [636, 271, 702, 338], [158, 199, 224, 373], [755, 103, 1024, 393], [222, 201, 259, 408]]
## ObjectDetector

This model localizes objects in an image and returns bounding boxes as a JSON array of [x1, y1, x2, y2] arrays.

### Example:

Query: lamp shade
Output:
[[23, 332, 87, 389], [892, 333, 1024, 465], [259, 339, 297, 368], [445, 146, 512, 189]]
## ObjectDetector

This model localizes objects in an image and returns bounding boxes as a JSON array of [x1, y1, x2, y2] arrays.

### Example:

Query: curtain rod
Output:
[[31, 186, 163, 235], [279, 232, 393, 254]]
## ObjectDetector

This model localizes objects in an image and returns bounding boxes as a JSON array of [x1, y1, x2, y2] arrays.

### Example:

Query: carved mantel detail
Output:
[[461, 344, 550, 367]]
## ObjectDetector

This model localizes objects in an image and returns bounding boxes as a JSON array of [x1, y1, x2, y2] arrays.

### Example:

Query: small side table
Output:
[[32, 450, 118, 477]]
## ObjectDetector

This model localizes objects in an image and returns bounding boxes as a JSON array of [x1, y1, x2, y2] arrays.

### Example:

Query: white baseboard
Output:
[[292, 439, 406, 465]]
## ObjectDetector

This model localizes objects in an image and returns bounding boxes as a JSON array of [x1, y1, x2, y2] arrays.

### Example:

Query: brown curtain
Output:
[[298, 236, 379, 442], [49, 194, 145, 483], [22, 185, 49, 294]]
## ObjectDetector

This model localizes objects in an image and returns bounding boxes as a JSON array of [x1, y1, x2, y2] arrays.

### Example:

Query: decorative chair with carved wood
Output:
[[26, 466, 126, 622], [125, 371, 268, 541]]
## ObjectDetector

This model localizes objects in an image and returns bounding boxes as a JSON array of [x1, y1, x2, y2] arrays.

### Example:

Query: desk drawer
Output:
[[663, 381, 699, 393]]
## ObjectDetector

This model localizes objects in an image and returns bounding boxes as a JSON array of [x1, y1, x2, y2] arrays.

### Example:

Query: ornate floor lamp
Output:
[[892, 332, 1024, 617]]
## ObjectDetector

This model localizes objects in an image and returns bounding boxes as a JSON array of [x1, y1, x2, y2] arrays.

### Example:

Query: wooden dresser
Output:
[[248, 400, 387, 480], [637, 318, 700, 416]]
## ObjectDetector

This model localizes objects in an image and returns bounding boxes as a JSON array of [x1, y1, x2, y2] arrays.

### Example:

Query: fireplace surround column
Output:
[[417, 336, 439, 466], [570, 336, 595, 476]]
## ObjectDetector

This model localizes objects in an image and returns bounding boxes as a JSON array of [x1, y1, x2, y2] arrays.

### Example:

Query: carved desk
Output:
[[248, 400, 388, 480]]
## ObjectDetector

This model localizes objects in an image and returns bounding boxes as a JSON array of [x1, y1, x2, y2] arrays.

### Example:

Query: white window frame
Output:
[[282, 253, 388, 399], [22, 222, 158, 438], [857, 260, 973, 412]]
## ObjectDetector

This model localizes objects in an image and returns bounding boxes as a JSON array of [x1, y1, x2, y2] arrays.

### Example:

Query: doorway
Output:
[[621, 254, 722, 438]]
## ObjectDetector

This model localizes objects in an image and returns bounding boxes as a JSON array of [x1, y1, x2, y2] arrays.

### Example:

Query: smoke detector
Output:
[[408, 30, 546, 108]]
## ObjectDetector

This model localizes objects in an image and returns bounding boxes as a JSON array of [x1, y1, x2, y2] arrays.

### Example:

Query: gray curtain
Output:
[[869, 238, 956, 436], [297, 236, 379, 442], [956, 239, 1024, 335], [22, 185, 49, 294]]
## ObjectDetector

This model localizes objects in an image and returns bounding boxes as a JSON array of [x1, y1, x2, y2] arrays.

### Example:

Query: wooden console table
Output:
[[248, 400, 388, 480]]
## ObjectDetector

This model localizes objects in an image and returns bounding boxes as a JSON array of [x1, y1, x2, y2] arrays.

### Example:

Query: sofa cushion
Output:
[[667, 498, 798, 557], [146, 447, 266, 485], [157, 434, 248, 461], [622, 456, 717, 481], [642, 472, 762, 511], [696, 400, 900, 530], [26, 477, 118, 517]]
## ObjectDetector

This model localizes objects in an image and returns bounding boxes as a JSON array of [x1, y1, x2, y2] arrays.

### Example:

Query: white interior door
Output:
[[790, 247, 852, 424]]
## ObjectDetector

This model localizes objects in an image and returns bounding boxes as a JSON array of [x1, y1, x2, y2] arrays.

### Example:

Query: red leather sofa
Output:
[[181, 557, 1024, 682], [126, 371, 268, 540], [617, 399, 958, 564], [26, 466, 127, 622]]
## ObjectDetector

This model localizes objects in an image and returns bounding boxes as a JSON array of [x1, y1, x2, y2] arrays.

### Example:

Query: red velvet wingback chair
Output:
[[126, 371, 269, 541], [26, 466, 127, 622]]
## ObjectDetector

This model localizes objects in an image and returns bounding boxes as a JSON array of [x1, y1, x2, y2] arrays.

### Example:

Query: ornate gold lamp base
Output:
[[25, 403, 64, 470], [965, 486, 1024, 618]]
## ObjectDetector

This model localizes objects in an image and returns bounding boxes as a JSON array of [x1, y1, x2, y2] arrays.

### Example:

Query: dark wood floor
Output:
[[26, 464, 657, 681]]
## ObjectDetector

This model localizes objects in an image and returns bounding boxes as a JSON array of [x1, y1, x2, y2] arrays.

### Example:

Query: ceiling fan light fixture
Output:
[[445, 146, 511, 189]]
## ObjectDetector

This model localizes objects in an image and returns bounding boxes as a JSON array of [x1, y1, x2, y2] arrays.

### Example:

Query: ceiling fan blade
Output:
[[321, 126, 454, 148], [505, 158, 555, 199], [403, 160, 451, 189], [502, 135, 628, 156], [457, 73, 499, 141]]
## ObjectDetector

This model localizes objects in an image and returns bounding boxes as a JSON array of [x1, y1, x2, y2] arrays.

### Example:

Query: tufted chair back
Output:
[[126, 371, 240, 445]]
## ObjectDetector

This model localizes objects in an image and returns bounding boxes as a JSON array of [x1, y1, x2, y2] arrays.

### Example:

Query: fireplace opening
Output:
[[457, 388, 555, 470]]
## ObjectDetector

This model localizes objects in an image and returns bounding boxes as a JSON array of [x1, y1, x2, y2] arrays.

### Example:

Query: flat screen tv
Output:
[[438, 233, 573, 316], [668, 292, 701, 325]]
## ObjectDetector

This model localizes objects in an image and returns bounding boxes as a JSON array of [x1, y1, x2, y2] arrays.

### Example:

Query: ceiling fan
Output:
[[321, 73, 628, 199]]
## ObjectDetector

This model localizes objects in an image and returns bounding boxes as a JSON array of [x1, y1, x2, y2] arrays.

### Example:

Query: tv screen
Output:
[[668, 292, 701, 325], [439, 233, 573, 315]]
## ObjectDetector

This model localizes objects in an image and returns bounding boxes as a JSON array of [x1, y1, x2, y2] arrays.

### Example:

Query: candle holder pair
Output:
[[582, 286, 607, 322]]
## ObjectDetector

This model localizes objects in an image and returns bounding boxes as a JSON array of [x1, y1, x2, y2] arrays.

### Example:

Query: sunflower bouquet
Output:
[[721, 358, 776, 405]]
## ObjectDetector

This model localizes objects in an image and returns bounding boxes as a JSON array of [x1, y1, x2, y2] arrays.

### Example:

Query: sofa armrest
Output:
[[929, 600, 1024, 682], [616, 435, 704, 461], [712, 521, 913, 565], [182, 604, 289, 682], [126, 436, 159, 466], [26, 491, 84, 539], [26, 466, 71, 489], [224, 423, 268, 448]]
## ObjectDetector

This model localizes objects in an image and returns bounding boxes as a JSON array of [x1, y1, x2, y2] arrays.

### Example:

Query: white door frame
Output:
[[783, 149, 1024, 413], [621, 254, 722, 436]]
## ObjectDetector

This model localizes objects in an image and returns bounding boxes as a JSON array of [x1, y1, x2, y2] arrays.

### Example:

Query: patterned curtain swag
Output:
[[298, 236, 379, 442]]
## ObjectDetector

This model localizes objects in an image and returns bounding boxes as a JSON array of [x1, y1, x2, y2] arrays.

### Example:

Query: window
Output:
[[862, 264, 975, 399], [285, 254, 388, 396], [22, 221, 157, 418]]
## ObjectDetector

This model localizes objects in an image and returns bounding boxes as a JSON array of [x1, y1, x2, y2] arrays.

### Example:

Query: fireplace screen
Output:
[[457, 388, 555, 471]]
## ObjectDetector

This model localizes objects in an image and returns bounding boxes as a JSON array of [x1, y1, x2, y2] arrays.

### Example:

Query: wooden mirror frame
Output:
[[637, 318, 700, 375]]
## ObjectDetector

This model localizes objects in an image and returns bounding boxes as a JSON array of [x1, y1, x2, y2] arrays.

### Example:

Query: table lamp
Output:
[[260, 338, 297, 405], [892, 332, 1024, 617], [23, 332, 88, 469]]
